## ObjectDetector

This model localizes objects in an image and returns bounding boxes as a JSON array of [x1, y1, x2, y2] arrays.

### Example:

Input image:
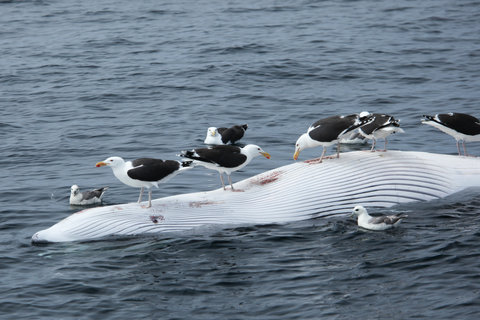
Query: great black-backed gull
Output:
[[358, 112, 404, 151], [351, 205, 407, 231], [204, 124, 248, 145], [422, 113, 480, 156], [180, 144, 270, 190], [95, 157, 193, 208], [293, 114, 374, 162], [69, 185, 108, 206]]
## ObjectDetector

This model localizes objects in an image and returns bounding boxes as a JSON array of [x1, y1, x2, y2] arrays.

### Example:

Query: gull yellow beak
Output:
[[261, 152, 271, 159], [95, 161, 107, 167], [293, 149, 300, 160]]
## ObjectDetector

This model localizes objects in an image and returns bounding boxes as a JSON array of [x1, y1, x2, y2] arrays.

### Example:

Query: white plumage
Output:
[[180, 144, 270, 190], [69, 185, 108, 206], [294, 114, 374, 162], [96, 156, 193, 208], [358, 113, 404, 151], [351, 205, 407, 231], [422, 113, 480, 156]]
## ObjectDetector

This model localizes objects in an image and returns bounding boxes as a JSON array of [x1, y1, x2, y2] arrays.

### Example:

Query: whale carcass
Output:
[[32, 151, 480, 243]]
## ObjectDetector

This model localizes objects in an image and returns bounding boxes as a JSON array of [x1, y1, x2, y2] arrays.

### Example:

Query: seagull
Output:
[[422, 113, 480, 156], [180, 144, 270, 190], [358, 112, 404, 151], [96, 157, 193, 208], [69, 185, 108, 206], [351, 205, 407, 231], [204, 124, 248, 145], [339, 130, 367, 144], [293, 113, 374, 162]]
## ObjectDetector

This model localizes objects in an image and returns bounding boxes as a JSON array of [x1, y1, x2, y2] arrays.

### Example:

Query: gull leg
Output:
[[370, 138, 376, 152], [456, 141, 461, 156], [336, 142, 340, 158], [306, 147, 327, 164], [319, 146, 327, 162], [228, 175, 234, 191], [138, 187, 144, 203], [147, 190, 152, 208], [463, 141, 469, 157], [219, 173, 226, 190], [382, 138, 388, 152]]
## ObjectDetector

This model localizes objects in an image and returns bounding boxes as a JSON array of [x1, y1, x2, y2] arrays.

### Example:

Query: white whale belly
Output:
[[32, 151, 480, 243]]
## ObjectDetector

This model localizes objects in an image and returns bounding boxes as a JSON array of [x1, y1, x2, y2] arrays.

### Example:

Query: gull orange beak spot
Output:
[[96, 161, 107, 167], [293, 149, 300, 161], [261, 152, 271, 159]]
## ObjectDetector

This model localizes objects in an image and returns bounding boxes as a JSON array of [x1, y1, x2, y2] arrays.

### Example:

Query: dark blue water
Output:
[[1, 0, 480, 318]]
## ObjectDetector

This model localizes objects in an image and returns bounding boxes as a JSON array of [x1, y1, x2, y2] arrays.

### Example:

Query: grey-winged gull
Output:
[[69, 185, 108, 206], [351, 205, 407, 231]]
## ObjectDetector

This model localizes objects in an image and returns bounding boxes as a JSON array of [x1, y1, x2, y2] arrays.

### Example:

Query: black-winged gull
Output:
[[204, 124, 248, 145], [422, 113, 480, 156], [95, 157, 193, 208], [180, 144, 270, 190], [358, 112, 404, 152], [293, 113, 374, 162]]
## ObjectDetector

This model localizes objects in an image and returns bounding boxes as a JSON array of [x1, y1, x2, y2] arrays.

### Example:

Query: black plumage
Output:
[[218, 124, 248, 144], [128, 158, 189, 182], [423, 113, 480, 136], [308, 115, 363, 142], [358, 113, 403, 151], [294, 114, 374, 161], [360, 114, 400, 135], [181, 146, 247, 168], [180, 144, 270, 190], [96, 156, 193, 208], [422, 112, 480, 156]]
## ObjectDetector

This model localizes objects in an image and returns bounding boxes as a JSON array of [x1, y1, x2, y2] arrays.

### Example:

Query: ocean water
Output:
[[1, 0, 480, 319]]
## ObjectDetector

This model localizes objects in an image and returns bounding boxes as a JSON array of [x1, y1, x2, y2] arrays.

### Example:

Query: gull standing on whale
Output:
[[180, 144, 270, 190], [358, 112, 404, 152], [96, 157, 193, 208], [293, 113, 374, 162], [422, 113, 480, 156]]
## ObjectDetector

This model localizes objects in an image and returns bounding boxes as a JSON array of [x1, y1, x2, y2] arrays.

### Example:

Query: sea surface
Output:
[[1, 0, 480, 319]]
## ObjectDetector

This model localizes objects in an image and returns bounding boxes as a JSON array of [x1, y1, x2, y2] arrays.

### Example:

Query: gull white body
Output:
[[69, 185, 108, 206], [33, 151, 480, 243], [204, 127, 223, 145], [361, 126, 405, 141], [190, 145, 268, 175], [422, 117, 480, 143], [96, 157, 191, 207], [422, 113, 480, 156], [181, 144, 270, 190], [294, 114, 373, 161], [352, 205, 406, 230]]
